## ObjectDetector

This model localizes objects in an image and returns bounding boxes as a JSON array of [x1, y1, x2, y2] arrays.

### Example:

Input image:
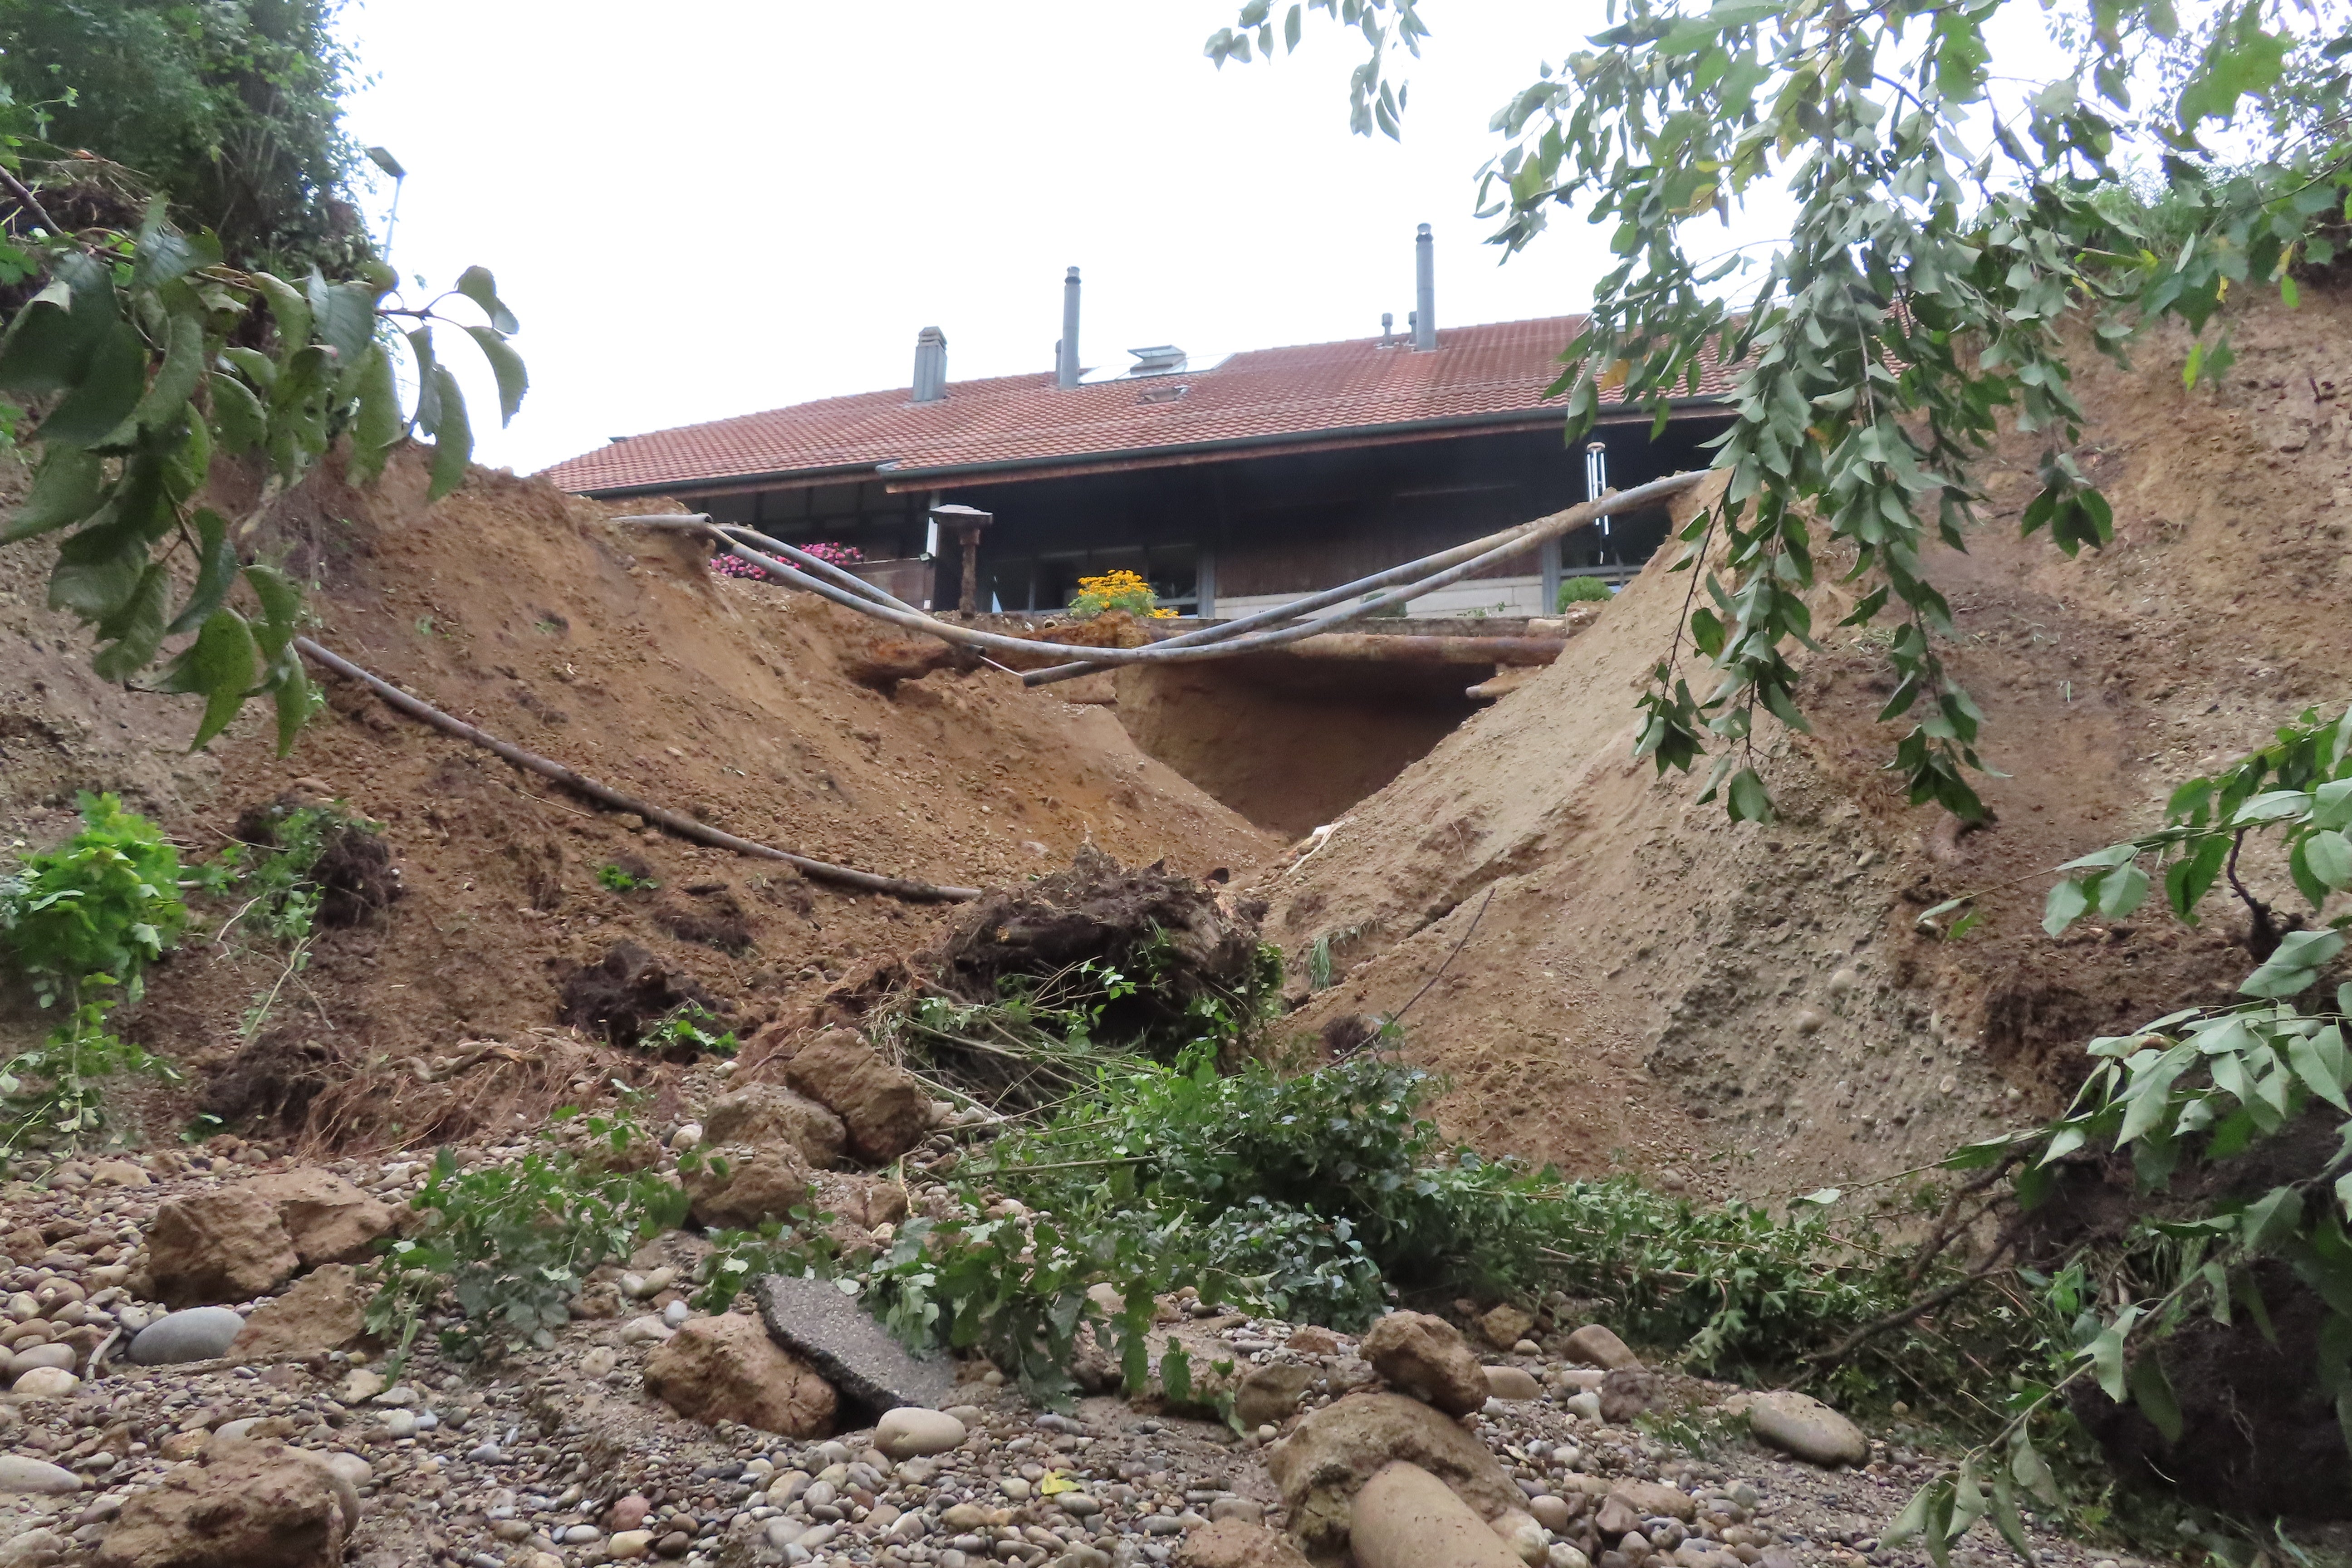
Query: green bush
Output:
[[1, 791, 186, 1006], [365, 1105, 689, 1367], [0, 793, 189, 1166], [1557, 575, 1614, 610]]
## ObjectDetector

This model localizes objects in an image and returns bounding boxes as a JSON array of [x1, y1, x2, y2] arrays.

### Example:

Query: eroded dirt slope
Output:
[[1, 448, 1271, 1146], [1262, 285, 2352, 1197]]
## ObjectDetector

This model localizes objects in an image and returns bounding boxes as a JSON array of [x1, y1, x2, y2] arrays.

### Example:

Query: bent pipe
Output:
[[294, 637, 982, 903], [612, 471, 1704, 676]]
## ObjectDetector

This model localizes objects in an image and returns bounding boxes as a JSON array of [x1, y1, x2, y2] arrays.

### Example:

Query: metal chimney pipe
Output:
[[1412, 224, 1436, 351], [1057, 266, 1082, 389], [911, 326, 947, 403], [1381, 311, 1394, 345]]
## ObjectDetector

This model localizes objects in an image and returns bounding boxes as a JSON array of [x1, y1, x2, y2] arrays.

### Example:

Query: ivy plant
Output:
[[0, 176, 523, 751], [1210, 0, 2352, 821]]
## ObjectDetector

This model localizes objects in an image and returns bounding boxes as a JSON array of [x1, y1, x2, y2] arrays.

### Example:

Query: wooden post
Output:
[[929, 504, 993, 614]]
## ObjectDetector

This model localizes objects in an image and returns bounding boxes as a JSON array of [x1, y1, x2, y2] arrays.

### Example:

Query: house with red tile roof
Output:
[[541, 254, 1731, 619]]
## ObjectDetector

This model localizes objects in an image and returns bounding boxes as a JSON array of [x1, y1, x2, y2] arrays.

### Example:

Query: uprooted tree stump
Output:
[[923, 845, 1271, 1048]]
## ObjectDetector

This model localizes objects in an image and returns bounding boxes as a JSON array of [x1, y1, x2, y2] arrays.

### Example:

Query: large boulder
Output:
[[680, 1145, 813, 1231], [95, 1438, 358, 1568], [1563, 1324, 1641, 1371], [242, 1170, 394, 1268], [1360, 1312, 1490, 1417], [781, 1030, 929, 1164], [1744, 1390, 1867, 1468], [703, 1083, 847, 1167], [230, 1264, 368, 1360], [1266, 1393, 1523, 1565], [642, 1313, 838, 1437], [145, 1190, 300, 1309]]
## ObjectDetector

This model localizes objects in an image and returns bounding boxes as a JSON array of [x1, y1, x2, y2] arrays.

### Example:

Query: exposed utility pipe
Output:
[[293, 637, 981, 903], [1057, 266, 1082, 390], [612, 470, 1702, 675], [1016, 468, 1703, 686], [1412, 224, 1436, 351]]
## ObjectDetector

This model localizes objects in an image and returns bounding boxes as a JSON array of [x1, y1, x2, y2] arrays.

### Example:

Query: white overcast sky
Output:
[[337, 1, 2071, 478], [335, 0, 1730, 476]]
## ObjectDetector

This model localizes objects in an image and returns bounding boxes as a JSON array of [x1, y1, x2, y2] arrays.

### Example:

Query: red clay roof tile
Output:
[[539, 314, 1731, 495]]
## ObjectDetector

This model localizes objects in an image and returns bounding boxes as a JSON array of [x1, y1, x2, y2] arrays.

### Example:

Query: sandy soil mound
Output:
[[1, 448, 1270, 1146], [1260, 285, 2352, 1196]]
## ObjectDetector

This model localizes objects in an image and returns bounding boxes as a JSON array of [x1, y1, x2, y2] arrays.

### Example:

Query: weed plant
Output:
[[0, 793, 188, 1167], [365, 1100, 688, 1368], [1557, 575, 1615, 610]]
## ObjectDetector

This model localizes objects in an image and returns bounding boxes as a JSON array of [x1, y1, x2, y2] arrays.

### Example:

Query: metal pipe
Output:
[[1058, 266, 1082, 389], [616, 472, 1704, 669], [1412, 224, 1436, 351], [1019, 468, 1702, 685]]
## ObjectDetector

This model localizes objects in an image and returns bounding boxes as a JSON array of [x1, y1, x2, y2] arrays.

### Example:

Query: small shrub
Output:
[[1557, 575, 1614, 610], [1068, 570, 1174, 620], [0, 794, 188, 1166], [191, 800, 386, 944], [640, 1001, 737, 1058], [1, 791, 186, 1007], [365, 1103, 689, 1368], [596, 862, 653, 893]]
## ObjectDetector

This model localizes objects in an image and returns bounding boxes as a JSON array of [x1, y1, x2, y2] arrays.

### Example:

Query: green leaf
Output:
[[2290, 1025, 2351, 1113], [2242, 929, 2346, 998], [166, 608, 260, 750], [2118, 1043, 2197, 1145], [1989, 1472, 2037, 1566], [37, 320, 147, 448], [249, 272, 312, 363], [0, 278, 100, 394], [347, 343, 403, 483], [272, 660, 311, 756], [4, 445, 105, 543], [2305, 830, 2352, 891], [2241, 1184, 2303, 1250], [132, 306, 207, 433], [2087, 1323, 2130, 1400], [454, 265, 521, 335], [2009, 1427, 2060, 1506], [48, 528, 149, 622], [130, 201, 220, 290], [306, 270, 378, 366], [462, 326, 529, 425], [207, 371, 267, 453], [167, 510, 240, 637], [2043, 878, 2090, 936], [426, 365, 472, 502], [2128, 1352, 2185, 1443], [243, 563, 304, 637], [1726, 766, 1770, 823], [90, 563, 171, 681], [2098, 862, 2150, 918]]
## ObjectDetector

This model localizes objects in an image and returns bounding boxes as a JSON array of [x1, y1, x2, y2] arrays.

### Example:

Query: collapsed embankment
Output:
[[1260, 287, 2352, 1197], [0, 447, 1273, 1147]]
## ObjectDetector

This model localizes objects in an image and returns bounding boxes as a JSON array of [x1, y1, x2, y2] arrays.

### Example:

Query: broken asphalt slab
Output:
[[754, 1272, 962, 1417]]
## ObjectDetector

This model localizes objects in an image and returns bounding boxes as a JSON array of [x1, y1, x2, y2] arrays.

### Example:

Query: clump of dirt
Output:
[[653, 883, 755, 953], [1259, 281, 2352, 1200], [231, 794, 403, 927], [557, 941, 724, 1051], [196, 1029, 346, 1132], [926, 845, 1270, 1046]]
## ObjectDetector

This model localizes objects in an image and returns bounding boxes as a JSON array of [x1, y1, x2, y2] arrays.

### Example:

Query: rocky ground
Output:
[[0, 1126, 2166, 1568]]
